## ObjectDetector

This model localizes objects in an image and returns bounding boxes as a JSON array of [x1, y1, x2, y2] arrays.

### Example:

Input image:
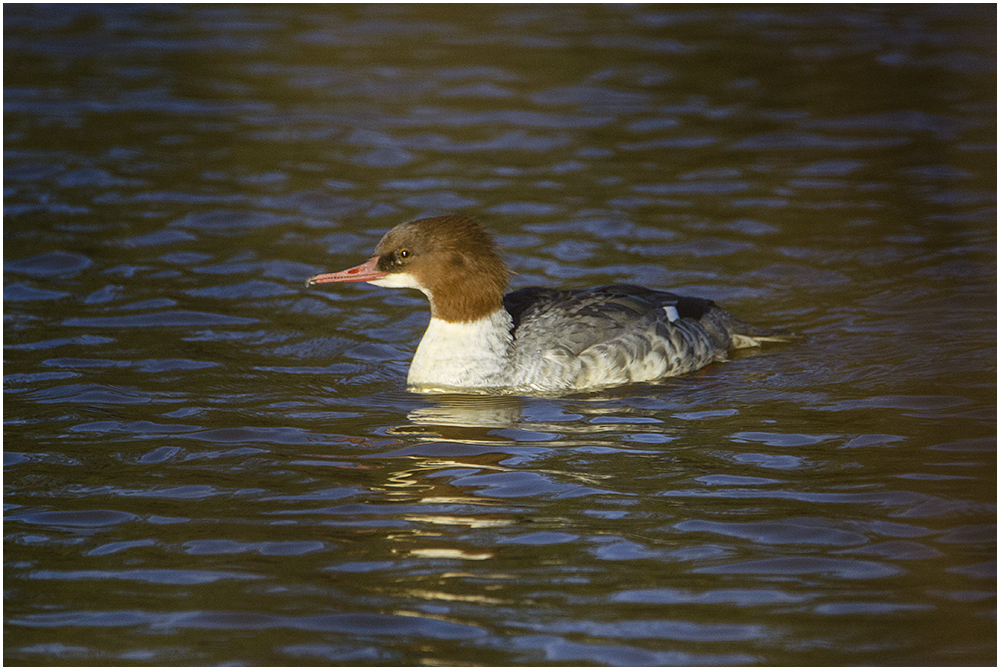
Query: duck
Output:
[[306, 215, 789, 394]]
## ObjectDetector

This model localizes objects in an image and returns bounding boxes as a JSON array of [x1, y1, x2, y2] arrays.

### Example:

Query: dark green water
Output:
[[5, 4, 996, 665]]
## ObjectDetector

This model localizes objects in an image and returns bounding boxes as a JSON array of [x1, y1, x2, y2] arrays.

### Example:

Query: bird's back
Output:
[[504, 284, 783, 392]]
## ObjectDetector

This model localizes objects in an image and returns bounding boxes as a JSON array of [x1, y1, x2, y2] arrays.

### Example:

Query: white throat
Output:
[[370, 272, 429, 296], [406, 309, 514, 392]]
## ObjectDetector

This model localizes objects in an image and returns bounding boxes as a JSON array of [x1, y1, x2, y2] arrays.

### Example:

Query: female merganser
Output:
[[307, 215, 789, 394]]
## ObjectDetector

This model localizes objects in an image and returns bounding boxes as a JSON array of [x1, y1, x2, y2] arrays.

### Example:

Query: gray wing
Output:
[[504, 285, 726, 391], [505, 285, 677, 352]]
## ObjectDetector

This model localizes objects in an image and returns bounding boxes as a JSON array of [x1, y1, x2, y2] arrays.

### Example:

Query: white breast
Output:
[[407, 309, 514, 392]]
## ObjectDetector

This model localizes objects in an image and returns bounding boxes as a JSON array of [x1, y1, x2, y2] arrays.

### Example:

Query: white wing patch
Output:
[[663, 305, 680, 322]]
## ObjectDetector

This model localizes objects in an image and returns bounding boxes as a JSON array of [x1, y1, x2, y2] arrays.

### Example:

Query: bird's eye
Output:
[[398, 248, 411, 260]]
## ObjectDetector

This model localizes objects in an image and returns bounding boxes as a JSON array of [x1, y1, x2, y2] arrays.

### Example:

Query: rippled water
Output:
[[4, 4, 996, 666]]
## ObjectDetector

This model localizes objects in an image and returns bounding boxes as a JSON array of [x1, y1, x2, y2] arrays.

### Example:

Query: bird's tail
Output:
[[700, 307, 798, 350]]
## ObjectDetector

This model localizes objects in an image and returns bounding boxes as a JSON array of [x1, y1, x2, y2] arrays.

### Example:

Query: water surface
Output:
[[4, 5, 996, 665]]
